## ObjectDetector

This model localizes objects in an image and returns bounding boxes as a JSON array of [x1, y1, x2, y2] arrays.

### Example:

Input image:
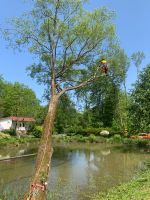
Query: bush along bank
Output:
[[53, 127, 121, 141], [28, 126, 150, 148], [0, 132, 39, 145], [52, 133, 150, 148], [1, 126, 150, 149], [92, 160, 150, 200]]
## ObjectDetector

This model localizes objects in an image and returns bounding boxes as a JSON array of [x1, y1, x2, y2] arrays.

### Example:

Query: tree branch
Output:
[[4, 28, 52, 53], [57, 68, 101, 97], [56, 38, 100, 79], [56, 36, 78, 78]]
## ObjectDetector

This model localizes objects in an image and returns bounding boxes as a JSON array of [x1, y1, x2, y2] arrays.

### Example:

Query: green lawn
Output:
[[92, 169, 150, 200]]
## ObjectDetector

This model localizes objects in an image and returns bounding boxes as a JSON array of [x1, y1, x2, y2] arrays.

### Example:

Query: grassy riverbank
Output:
[[0, 133, 39, 145], [92, 164, 150, 200], [52, 134, 150, 148], [1, 131, 149, 149]]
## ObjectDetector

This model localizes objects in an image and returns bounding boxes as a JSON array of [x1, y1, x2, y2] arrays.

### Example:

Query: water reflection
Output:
[[0, 143, 149, 200], [48, 144, 149, 200]]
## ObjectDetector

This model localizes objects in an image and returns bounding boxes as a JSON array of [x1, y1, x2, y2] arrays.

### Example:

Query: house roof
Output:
[[0, 116, 35, 122]]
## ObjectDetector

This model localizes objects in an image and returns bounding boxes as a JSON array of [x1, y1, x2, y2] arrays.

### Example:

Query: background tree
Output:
[[129, 65, 150, 132], [0, 76, 5, 117], [2, 82, 40, 118], [54, 94, 79, 134], [131, 51, 145, 77], [113, 91, 130, 132], [76, 47, 129, 129], [2, 1, 119, 199], [35, 105, 48, 125]]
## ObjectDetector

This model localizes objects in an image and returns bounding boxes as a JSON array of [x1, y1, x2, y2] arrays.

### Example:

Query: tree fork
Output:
[[26, 95, 58, 200]]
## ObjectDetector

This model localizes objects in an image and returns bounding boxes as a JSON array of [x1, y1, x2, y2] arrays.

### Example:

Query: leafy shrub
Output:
[[61, 126, 123, 137], [71, 135, 84, 142], [136, 139, 149, 148], [88, 134, 98, 143], [123, 138, 134, 145], [64, 126, 83, 136], [123, 138, 149, 148], [2, 129, 16, 136], [75, 127, 111, 136], [112, 134, 122, 143], [0, 132, 11, 139], [76, 136, 88, 143], [31, 126, 42, 138], [143, 159, 150, 169]]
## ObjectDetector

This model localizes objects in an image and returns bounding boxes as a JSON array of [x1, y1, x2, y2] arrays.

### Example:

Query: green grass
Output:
[[92, 168, 150, 200], [53, 134, 110, 143], [0, 136, 39, 145], [52, 134, 150, 149]]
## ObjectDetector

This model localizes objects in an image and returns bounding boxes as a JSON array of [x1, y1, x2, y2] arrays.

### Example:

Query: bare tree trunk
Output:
[[25, 95, 58, 200]]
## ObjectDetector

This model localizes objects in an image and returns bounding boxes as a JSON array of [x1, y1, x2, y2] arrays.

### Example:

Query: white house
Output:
[[0, 116, 35, 132]]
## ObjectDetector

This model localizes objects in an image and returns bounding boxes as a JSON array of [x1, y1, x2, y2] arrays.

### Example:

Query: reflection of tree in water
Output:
[[74, 147, 148, 200], [49, 146, 149, 200], [83, 149, 148, 194], [0, 145, 149, 200]]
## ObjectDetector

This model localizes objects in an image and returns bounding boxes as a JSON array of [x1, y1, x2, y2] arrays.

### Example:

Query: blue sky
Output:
[[0, 0, 150, 103]]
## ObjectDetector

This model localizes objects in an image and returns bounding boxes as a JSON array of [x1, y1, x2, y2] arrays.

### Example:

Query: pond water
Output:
[[0, 143, 149, 200]]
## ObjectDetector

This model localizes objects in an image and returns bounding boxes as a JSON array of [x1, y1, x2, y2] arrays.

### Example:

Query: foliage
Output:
[[88, 134, 99, 143], [35, 105, 48, 125], [131, 51, 145, 76], [0, 1, 140, 198], [0, 136, 38, 145], [129, 65, 150, 131], [1, 0, 117, 99], [0, 77, 42, 121], [2, 129, 16, 136], [76, 48, 129, 129], [112, 91, 130, 132], [31, 125, 43, 138], [75, 127, 121, 136], [123, 138, 149, 148], [92, 168, 150, 200], [54, 94, 79, 134], [0, 132, 11, 139], [112, 134, 122, 143], [0, 76, 6, 117], [52, 133, 122, 144]]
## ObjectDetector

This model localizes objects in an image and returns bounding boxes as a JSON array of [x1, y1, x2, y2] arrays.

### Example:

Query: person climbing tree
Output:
[[1, 1, 116, 199], [100, 59, 108, 75]]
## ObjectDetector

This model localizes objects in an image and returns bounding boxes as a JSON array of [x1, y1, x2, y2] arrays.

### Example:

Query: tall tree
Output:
[[77, 47, 129, 128], [2, 82, 40, 118], [131, 51, 145, 77], [113, 91, 130, 132], [0, 76, 5, 117], [129, 64, 150, 132], [55, 94, 78, 134], [2, 1, 117, 199]]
